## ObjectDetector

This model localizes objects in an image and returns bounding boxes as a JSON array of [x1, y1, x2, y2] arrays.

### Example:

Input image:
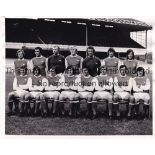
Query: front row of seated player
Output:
[[7, 64, 151, 119]]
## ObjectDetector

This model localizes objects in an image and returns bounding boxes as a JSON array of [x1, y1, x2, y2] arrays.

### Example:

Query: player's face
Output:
[[100, 67, 107, 75], [53, 46, 59, 55], [18, 51, 24, 59], [137, 70, 144, 77], [34, 69, 40, 76], [120, 67, 126, 76], [87, 49, 94, 57], [109, 51, 114, 57], [19, 68, 26, 76], [128, 52, 133, 60], [50, 69, 56, 76], [67, 68, 73, 76], [82, 68, 89, 76], [35, 49, 41, 57], [70, 47, 77, 56]]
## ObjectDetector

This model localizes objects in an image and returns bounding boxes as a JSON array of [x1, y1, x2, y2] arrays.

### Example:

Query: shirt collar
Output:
[[67, 75, 74, 77], [34, 75, 41, 78], [120, 74, 127, 77], [70, 54, 77, 57], [108, 56, 116, 58], [127, 59, 134, 61], [49, 74, 57, 77], [18, 58, 24, 60], [100, 74, 108, 77], [36, 55, 43, 58], [83, 75, 91, 78], [19, 74, 27, 77], [88, 55, 95, 58], [53, 53, 60, 56]]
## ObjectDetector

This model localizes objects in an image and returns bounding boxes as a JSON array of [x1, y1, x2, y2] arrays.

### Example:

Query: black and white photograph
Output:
[[5, 17, 153, 135]]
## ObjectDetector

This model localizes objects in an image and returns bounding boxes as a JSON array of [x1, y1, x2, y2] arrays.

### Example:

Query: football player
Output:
[[14, 49, 28, 76], [123, 49, 138, 77], [76, 67, 95, 118], [59, 66, 79, 117], [113, 65, 134, 118], [102, 48, 120, 76], [43, 67, 61, 116], [7, 66, 30, 116], [82, 46, 101, 77], [92, 66, 113, 118], [132, 67, 151, 118], [65, 46, 83, 75], [47, 45, 65, 74], [27, 67, 47, 117], [29, 47, 47, 76]]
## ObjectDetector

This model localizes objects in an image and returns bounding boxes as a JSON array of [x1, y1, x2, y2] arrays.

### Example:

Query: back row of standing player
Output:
[[14, 45, 138, 77]]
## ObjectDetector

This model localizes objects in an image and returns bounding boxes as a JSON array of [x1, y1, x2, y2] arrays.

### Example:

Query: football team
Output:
[[7, 46, 151, 119]]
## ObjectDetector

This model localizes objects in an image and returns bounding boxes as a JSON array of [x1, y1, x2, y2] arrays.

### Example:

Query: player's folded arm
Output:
[[141, 78, 151, 91], [133, 79, 143, 92], [114, 77, 122, 92]]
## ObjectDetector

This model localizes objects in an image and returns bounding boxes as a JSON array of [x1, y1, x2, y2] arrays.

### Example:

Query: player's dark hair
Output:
[[35, 47, 42, 52], [86, 46, 95, 53], [107, 47, 115, 56], [66, 66, 74, 71], [136, 67, 145, 76], [82, 66, 89, 71], [100, 65, 107, 70], [53, 46, 60, 52], [49, 66, 56, 71], [16, 49, 25, 57], [19, 66, 27, 74], [119, 65, 127, 70], [33, 66, 41, 75], [70, 46, 78, 53], [48, 66, 58, 74], [126, 49, 134, 60]]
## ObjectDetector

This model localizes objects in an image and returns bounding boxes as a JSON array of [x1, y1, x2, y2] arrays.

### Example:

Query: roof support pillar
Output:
[[86, 24, 88, 46], [145, 30, 147, 49]]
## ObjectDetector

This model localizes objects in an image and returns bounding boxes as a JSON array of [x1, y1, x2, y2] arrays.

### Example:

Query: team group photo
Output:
[[5, 18, 153, 135]]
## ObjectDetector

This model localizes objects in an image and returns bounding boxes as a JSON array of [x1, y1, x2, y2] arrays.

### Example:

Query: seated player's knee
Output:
[[20, 94, 25, 100], [123, 93, 130, 101], [74, 93, 80, 101], [92, 93, 99, 101], [8, 92, 15, 99], [134, 97, 140, 104], [113, 94, 119, 102], [25, 93, 30, 101], [43, 93, 48, 99], [107, 94, 113, 102], [144, 94, 150, 103], [59, 94, 65, 101], [69, 94, 75, 101], [129, 95, 134, 103], [53, 92, 60, 100], [35, 94, 41, 101], [87, 93, 93, 101], [40, 93, 45, 100]]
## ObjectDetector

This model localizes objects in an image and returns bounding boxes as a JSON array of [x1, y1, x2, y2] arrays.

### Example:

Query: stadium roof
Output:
[[6, 18, 152, 31], [43, 18, 152, 31]]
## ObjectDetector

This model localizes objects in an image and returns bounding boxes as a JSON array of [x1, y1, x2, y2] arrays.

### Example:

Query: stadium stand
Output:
[[5, 18, 152, 48]]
